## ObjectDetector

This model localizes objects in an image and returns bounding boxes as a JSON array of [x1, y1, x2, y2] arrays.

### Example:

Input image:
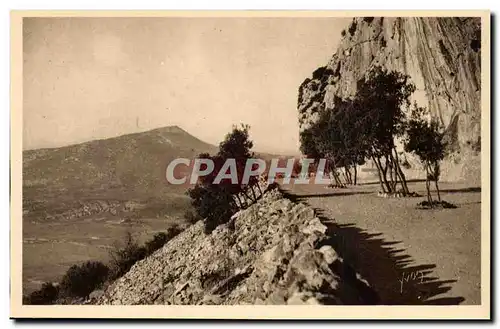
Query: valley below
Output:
[[22, 192, 191, 294], [21, 126, 212, 294]]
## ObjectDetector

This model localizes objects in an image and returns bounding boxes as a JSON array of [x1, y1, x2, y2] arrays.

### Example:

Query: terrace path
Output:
[[280, 180, 482, 305]]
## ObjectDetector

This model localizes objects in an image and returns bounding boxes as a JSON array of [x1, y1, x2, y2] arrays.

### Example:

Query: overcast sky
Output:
[[23, 17, 347, 154]]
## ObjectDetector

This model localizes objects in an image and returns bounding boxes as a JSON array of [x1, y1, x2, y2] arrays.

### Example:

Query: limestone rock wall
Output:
[[96, 187, 378, 305], [298, 17, 482, 182]]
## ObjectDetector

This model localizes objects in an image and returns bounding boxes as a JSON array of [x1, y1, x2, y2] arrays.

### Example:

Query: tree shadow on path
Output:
[[283, 189, 465, 305], [292, 191, 372, 198], [358, 178, 427, 186], [439, 187, 481, 194]]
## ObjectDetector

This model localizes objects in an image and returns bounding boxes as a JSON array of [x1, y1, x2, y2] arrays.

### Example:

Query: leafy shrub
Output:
[[144, 227, 182, 256], [312, 66, 327, 80], [349, 21, 357, 36], [341, 29, 346, 37], [24, 282, 59, 305], [60, 261, 109, 298], [166, 226, 183, 239], [108, 232, 147, 280], [25, 228, 185, 304], [144, 232, 168, 256], [363, 17, 375, 24], [188, 184, 237, 234]]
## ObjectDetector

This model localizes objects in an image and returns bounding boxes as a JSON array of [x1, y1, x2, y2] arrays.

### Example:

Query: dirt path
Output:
[[281, 180, 481, 305]]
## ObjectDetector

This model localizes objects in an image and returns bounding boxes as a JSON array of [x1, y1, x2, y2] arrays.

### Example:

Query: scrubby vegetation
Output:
[[109, 228, 182, 279], [188, 184, 238, 234], [24, 228, 181, 304], [188, 124, 261, 233], [60, 261, 109, 298], [349, 21, 358, 36], [184, 209, 202, 224], [23, 282, 59, 305]]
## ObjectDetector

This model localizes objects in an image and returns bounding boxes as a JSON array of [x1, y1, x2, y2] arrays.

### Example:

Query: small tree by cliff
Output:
[[298, 66, 416, 192], [404, 105, 446, 207], [299, 97, 370, 186], [353, 66, 416, 194]]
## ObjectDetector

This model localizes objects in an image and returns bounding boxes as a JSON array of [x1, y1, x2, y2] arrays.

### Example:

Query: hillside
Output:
[[96, 186, 378, 305], [22, 125, 294, 221], [23, 126, 218, 201], [22, 126, 218, 293], [22, 125, 294, 293], [23, 125, 225, 223], [298, 17, 482, 183]]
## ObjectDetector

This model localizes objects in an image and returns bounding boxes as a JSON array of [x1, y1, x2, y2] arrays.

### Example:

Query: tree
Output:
[[217, 124, 259, 203], [404, 105, 446, 206], [298, 66, 417, 193], [299, 97, 370, 186], [353, 66, 416, 194], [312, 107, 346, 185], [60, 261, 110, 298], [331, 97, 371, 185], [187, 124, 256, 233]]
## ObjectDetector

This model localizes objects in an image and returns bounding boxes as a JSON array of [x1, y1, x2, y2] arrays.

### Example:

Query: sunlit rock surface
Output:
[[298, 17, 481, 183]]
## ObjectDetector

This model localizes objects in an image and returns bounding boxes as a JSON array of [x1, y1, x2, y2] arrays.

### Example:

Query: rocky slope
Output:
[[95, 186, 378, 305], [298, 17, 482, 182]]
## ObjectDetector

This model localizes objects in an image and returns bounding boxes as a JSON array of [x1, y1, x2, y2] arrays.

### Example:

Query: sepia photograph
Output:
[[10, 11, 490, 319]]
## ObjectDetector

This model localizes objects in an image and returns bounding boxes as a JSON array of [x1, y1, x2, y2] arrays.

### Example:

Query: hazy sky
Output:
[[23, 17, 348, 153]]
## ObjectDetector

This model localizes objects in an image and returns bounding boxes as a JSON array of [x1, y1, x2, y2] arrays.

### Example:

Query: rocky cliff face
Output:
[[298, 17, 481, 182], [95, 187, 378, 305]]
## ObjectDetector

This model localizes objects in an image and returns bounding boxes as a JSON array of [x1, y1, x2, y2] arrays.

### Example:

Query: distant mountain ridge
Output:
[[23, 125, 293, 205], [23, 125, 218, 204]]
